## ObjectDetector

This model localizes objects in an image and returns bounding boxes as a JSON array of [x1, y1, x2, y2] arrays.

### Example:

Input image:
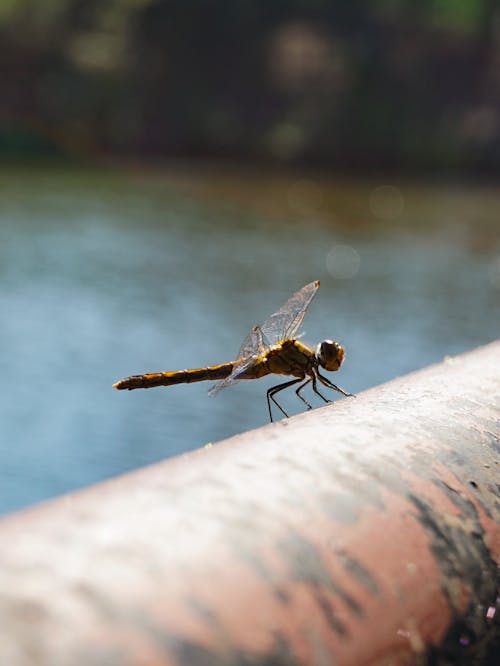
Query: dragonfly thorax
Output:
[[316, 339, 344, 372]]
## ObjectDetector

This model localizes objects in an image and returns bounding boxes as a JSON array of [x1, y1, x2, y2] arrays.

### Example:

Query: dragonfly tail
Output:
[[113, 362, 234, 390]]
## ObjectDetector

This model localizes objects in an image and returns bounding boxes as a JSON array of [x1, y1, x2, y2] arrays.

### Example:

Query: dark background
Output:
[[2, 0, 500, 171]]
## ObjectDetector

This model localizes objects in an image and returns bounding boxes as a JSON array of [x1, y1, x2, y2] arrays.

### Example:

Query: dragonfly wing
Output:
[[208, 325, 265, 396], [208, 354, 258, 396], [208, 280, 319, 397], [235, 325, 265, 359], [260, 280, 319, 344]]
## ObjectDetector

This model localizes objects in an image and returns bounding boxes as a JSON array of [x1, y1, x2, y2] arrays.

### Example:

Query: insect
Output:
[[113, 280, 353, 420]]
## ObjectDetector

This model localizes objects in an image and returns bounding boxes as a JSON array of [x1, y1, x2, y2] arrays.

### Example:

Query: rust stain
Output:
[[0, 342, 498, 666]]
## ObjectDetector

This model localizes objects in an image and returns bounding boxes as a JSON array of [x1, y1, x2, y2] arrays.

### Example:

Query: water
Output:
[[1, 165, 499, 514]]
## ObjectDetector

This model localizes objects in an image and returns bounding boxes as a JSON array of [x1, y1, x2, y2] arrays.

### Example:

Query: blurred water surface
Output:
[[1, 165, 499, 513]]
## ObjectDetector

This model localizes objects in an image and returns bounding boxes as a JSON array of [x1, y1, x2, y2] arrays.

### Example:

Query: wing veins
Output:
[[209, 281, 319, 396]]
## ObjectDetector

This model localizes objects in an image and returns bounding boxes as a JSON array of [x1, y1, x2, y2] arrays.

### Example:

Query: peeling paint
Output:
[[0, 341, 498, 666], [335, 550, 381, 598]]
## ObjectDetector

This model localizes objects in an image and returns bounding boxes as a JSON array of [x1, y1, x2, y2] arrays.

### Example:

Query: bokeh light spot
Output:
[[326, 244, 360, 279], [268, 123, 305, 160], [488, 256, 500, 289]]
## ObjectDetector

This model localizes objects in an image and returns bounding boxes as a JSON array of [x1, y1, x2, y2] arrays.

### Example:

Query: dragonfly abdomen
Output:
[[113, 362, 234, 390]]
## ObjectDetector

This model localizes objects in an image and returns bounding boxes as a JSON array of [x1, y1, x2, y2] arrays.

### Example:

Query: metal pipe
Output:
[[0, 341, 499, 666]]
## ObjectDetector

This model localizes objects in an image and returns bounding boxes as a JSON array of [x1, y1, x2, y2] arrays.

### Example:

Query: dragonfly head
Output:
[[316, 340, 344, 372]]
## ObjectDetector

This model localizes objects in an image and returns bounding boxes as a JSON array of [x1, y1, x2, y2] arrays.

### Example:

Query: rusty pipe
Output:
[[0, 341, 498, 665]]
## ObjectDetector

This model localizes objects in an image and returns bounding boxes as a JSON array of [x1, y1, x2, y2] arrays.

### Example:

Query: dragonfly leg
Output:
[[295, 378, 314, 409], [311, 374, 331, 404], [267, 378, 303, 422], [316, 370, 355, 397]]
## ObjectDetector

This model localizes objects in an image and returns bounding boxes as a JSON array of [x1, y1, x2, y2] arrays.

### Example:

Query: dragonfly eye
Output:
[[317, 339, 344, 371]]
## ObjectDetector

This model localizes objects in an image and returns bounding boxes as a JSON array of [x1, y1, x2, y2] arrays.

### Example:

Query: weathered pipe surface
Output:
[[0, 342, 499, 666]]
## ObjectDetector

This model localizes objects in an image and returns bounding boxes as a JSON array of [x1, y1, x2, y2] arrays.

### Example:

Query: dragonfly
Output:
[[113, 280, 353, 421]]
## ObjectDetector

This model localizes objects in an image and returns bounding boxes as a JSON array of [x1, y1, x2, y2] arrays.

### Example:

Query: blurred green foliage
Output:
[[1, 0, 499, 170]]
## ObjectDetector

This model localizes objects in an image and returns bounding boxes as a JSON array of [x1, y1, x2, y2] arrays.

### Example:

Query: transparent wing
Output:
[[208, 281, 320, 397], [208, 325, 264, 396], [235, 324, 265, 360], [260, 280, 319, 344]]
